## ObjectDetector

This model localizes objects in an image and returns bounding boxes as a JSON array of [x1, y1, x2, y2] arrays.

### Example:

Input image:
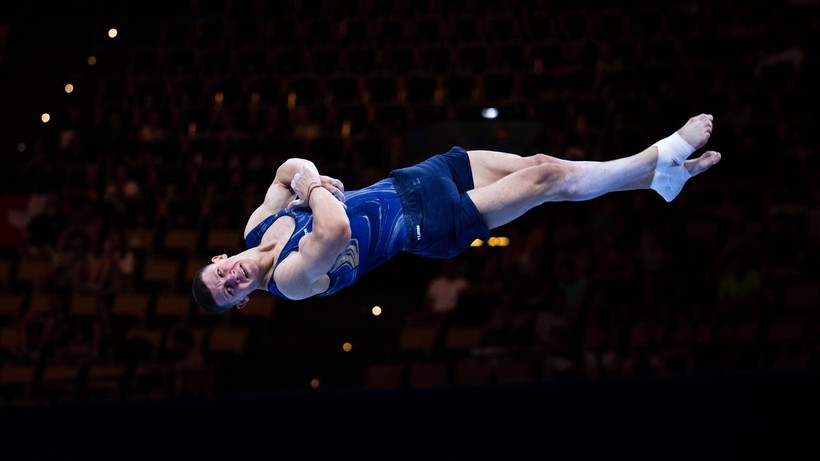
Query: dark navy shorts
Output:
[[388, 146, 490, 258]]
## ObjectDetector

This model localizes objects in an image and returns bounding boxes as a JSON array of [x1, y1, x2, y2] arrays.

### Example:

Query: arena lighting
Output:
[[487, 236, 510, 247], [342, 342, 352, 352], [481, 107, 499, 119], [40, 113, 51, 123], [471, 236, 510, 247], [371, 305, 382, 316], [108, 28, 118, 39], [309, 378, 320, 389], [64, 83, 74, 94]]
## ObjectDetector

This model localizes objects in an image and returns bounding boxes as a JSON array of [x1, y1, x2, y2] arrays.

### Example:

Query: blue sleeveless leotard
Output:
[[244, 178, 407, 299], [244, 147, 489, 300]]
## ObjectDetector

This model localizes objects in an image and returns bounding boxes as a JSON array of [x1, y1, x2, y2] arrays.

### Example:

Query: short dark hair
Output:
[[192, 265, 231, 314]]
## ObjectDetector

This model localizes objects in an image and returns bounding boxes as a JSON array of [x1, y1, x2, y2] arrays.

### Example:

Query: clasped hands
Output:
[[288, 163, 346, 210]]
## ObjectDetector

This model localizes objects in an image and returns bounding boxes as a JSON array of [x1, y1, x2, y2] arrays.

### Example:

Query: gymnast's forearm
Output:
[[274, 158, 318, 190]]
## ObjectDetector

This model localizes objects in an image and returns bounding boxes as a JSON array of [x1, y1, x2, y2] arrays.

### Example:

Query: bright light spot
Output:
[[41, 113, 51, 123], [371, 305, 382, 316], [470, 239, 484, 247], [481, 107, 499, 119], [64, 83, 74, 94], [309, 378, 320, 389], [108, 28, 118, 38], [87, 55, 97, 66], [342, 342, 352, 352], [487, 236, 510, 247]]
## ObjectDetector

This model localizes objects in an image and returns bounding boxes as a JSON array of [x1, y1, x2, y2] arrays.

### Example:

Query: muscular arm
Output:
[[244, 158, 345, 238], [274, 163, 351, 300]]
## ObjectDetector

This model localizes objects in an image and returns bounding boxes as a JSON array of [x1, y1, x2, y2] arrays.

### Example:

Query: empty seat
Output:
[[0, 293, 24, 324], [453, 359, 494, 386], [112, 293, 150, 326], [407, 362, 448, 388], [68, 293, 99, 319], [17, 257, 52, 289], [325, 75, 361, 105], [0, 363, 36, 397], [162, 228, 200, 255], [363, 363, 404, 389], [85, 363, 126, 396], [495, 357, 536, 384], [152, 293, 192, 325], [206, 326, 250, 356], [442, 325, 484, 354], [401, 74, 437, 105], [397, 324, 439, 357], [40, 363, 81, 398], [444, 74, 476, 104], [364, 75, 399, 105], [141, 257, 182, 291], [206, 228, 242, 254]]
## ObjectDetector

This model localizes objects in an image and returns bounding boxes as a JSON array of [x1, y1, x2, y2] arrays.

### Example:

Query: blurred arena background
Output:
[[0, 0, 818, 458]]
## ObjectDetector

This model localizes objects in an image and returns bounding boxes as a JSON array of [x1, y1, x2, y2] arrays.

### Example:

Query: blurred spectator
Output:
[[425, 259, 472, 318], [18, 292, 67, 362], [716, 248, 762, 320], [136, 108, 171, 145], [408, 258, 474, 330], [25, 193, 69, 257], [161, 327, 210, 397]]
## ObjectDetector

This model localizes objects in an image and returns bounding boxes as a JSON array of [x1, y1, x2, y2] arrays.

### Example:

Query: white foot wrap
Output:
[[650, 132, 695, 202]]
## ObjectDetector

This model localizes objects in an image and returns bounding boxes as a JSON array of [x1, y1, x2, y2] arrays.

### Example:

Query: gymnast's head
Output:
[[192, 253, 259, 314]]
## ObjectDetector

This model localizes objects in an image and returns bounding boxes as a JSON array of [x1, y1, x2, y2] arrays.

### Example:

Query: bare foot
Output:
[[677, 113, 714, 152], [684, 150, 721, 177], [653, 150, 722, 202]]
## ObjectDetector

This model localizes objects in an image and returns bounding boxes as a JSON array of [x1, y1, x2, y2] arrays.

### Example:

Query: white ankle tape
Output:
[[654, 132, 695, 169], [651, 169, 692, 202], [651, 131, 696, 202]]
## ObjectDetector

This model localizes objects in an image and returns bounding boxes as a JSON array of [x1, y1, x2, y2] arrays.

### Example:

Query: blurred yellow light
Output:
[[41, 113, 51, 123], [16, 142, 26, 153], [64, 83, 74, 94], [470, 239, 484, 247], [342, 342, 352, 352], [371, 305, 382, 316], [108, 28, 118, 38], [309, 378, 320, 389], [87, 55, 97, 66]]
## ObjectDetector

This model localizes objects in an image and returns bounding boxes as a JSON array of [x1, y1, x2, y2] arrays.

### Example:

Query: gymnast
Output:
[[192, 113, 720, 313]]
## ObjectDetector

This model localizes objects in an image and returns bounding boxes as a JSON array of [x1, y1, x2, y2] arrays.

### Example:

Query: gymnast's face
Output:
[[204, 254, 260, 309]]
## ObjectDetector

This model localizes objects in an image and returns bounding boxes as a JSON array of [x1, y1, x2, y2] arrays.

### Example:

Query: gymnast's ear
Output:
[[211, 254, 228, 263], [236, 297, 249, 310]]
